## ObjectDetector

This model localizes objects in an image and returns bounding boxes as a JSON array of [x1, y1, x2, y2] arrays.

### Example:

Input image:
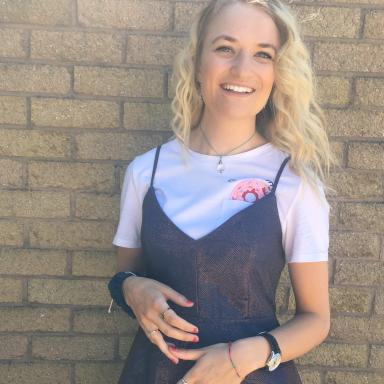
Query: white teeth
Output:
[[222, 84, 254, 93]]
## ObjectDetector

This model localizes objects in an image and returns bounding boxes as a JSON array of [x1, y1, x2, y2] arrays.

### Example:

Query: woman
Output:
[[109, 0, 337, 383]]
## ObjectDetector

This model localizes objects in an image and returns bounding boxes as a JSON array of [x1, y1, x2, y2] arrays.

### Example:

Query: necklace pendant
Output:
[[217, 157, 225, 173]]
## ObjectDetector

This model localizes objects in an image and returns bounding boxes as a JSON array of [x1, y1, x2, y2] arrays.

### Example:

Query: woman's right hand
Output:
[[122, 276, 199, 364]]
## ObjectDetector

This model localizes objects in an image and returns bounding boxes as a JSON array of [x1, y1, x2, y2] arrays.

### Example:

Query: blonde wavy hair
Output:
[[169, 0, 339, 193]]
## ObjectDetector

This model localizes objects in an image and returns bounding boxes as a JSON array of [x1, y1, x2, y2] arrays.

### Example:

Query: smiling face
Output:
[[196, 2, 280, 120]]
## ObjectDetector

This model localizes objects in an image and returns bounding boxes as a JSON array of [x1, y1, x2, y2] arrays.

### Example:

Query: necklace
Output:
[[198, 123, 257, 173]]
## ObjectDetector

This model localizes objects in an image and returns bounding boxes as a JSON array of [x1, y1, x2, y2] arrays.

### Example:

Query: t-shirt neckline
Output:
[[173, 138, 272, 162]]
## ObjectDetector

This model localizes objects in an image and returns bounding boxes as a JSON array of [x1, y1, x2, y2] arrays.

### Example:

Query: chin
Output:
[[218, 108, 259, 120]]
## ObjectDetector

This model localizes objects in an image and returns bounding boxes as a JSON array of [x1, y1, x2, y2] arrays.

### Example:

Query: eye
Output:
[[216, 46, 273, 60], [216, 46, 233, 53], [257, 51, 273, 60]]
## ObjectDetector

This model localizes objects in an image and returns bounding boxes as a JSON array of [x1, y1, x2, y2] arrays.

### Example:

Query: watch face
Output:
[[267, 352, 281, 371]]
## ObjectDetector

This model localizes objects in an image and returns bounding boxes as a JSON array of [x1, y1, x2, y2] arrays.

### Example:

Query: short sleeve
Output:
[[112, 159, 142, 248], [283, 179, 330, 263]]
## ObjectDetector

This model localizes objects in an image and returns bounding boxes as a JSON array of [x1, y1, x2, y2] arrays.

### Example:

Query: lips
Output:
[[220, 85, 255, 96], [220, 85, 255, 94], [220, 83, 256, 92]]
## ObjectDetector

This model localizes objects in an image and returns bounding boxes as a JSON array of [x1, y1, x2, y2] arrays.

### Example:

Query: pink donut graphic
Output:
[[230, 179, 273, 203]]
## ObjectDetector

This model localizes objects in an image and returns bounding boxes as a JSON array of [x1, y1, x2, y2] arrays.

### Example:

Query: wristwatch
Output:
[[257, 331, 282, 371]]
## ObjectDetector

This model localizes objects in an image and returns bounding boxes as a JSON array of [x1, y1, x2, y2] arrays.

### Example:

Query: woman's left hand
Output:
[[171, 342, 245, 384]]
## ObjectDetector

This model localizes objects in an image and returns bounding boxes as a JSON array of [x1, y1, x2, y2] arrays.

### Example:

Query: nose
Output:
[[230, 50, 255, 77]]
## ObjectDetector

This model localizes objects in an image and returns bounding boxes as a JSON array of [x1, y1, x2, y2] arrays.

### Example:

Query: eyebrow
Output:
[[211, 34, 277, 53]]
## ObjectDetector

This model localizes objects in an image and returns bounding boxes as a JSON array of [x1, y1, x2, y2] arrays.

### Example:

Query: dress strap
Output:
[[150, 145, 162, 188], [271, 155, 291, 194]]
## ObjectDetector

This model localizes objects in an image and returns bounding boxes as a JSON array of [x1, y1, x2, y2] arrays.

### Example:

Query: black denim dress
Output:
[[118, 144, 302, 384]]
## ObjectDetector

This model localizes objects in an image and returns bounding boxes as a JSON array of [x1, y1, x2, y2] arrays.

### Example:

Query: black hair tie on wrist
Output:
[[107, 271, 144, 318]]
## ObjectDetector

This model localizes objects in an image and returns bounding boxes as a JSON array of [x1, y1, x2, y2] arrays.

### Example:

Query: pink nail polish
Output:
[[193, 336, 199, 342], [193, 327, 199, 333]]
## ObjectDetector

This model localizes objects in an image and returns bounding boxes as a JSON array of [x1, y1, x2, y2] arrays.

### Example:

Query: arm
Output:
[[114, 245, 199, 365], [116, 246, 145, 274], [232, 260, 330, 376], [115, 245, 149, 307]]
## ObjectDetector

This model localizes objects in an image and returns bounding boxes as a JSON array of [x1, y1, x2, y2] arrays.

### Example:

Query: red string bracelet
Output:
[[228, 341, 243, 379]]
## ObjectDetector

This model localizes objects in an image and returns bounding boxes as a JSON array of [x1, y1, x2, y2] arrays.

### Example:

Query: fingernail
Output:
[[171, 357, 179, 364], [193, 336, 199, 342], [169, 346, 177, 351], [193, 327, 199, 333], [185, 300, 194, 305]]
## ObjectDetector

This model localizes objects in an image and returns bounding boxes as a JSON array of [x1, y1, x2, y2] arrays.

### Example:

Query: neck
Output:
[[189, 113, 268, 155]]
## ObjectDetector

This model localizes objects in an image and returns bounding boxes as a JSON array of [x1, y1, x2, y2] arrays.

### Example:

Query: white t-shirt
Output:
[[113, 138, 329, 264]]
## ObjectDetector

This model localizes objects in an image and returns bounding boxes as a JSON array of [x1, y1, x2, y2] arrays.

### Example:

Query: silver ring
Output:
[[160, 307, 172, 320], [181, 378, 189, 384]]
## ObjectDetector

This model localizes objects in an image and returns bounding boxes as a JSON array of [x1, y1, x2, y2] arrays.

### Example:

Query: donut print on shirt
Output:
[[230, 179, 274, 203]]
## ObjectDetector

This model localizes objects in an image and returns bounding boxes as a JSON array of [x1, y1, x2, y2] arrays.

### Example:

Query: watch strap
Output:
[[257, 331, 281, 355]]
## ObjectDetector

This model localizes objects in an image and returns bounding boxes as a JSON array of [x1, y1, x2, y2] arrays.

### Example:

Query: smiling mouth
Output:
[[220, 84, 255, 95]]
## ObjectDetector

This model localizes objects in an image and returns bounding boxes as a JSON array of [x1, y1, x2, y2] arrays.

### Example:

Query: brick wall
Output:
[[0, 1, 383, 383]]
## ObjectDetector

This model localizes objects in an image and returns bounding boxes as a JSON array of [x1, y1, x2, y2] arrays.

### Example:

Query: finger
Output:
[[142, 325, 180, 364], [157, 318, 199, 343], [153, 332, 181, 363], [169, 346, 207, 361], [161, 308, 199, 335], [155, 310, 199, 343], [158, 284, 194, 308], [147, 296, 199, 338]]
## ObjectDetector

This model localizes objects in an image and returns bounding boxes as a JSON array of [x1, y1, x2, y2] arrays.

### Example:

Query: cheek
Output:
[[260, 67, 275, 91], [200, 56, 226, 80]]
